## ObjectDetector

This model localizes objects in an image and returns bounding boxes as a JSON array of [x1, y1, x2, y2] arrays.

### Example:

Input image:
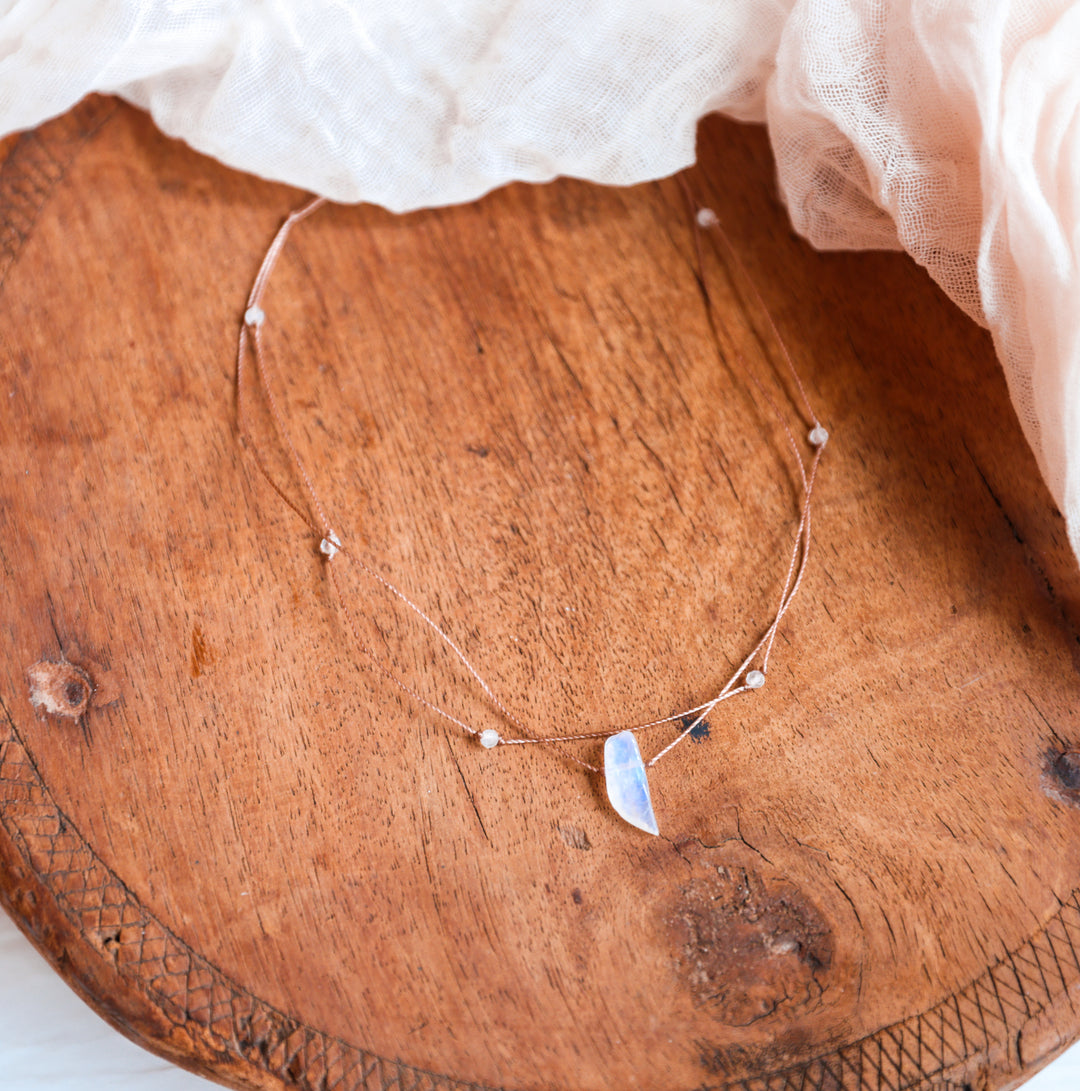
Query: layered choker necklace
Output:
[[236, 195, 828, 837]]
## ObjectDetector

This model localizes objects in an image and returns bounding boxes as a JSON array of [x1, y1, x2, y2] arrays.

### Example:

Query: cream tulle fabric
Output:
[[1, 0, 1079, 561]]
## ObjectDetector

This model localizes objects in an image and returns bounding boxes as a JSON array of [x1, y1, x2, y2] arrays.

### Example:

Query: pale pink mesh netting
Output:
[[3, 0, 1079, 561]]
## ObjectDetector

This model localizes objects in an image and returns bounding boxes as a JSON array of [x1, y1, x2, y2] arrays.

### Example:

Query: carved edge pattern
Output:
[[0, 96, 116, 291], [5, 704, 1080, 1091], [2, 98, 1079, 1091], [0, 716, 495, 1091], [720, 896, 1080, 1091]]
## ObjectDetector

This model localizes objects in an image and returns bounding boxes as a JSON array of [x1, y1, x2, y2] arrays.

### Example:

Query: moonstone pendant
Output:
[[604, 731, 660, 836]]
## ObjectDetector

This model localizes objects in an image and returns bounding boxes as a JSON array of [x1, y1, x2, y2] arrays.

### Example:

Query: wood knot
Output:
[[27, 659, 93, 719], [1045, 747, 1080, 804], [669, 864, 832, 1026]]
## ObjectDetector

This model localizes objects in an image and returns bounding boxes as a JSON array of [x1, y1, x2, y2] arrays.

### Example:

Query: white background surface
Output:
[[2, 908, 1079, 1090]]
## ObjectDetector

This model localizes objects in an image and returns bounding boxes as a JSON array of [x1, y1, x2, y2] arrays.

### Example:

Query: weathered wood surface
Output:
[[2, 97, 1080, 1091]]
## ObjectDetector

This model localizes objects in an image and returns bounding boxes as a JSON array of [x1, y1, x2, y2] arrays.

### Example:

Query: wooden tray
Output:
[[3, 96, 1080, 1091]]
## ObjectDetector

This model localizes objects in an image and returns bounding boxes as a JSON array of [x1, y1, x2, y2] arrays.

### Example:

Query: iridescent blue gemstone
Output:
[[604, 731, 659, 836]]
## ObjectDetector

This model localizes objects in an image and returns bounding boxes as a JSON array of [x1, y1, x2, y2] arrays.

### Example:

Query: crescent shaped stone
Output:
[[604, 731, 660, 836]]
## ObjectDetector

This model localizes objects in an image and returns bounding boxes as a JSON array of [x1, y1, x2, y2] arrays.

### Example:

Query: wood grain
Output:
[[2, 97, 1080, 1091]]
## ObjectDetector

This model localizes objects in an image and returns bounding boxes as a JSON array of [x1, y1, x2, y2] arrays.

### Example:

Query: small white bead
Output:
[[479, 729, 500, 749], [808, 425, 829, 447], [244, 306, 265, 327], [696, 207, 719, 229], [746, 670, 766, 689]]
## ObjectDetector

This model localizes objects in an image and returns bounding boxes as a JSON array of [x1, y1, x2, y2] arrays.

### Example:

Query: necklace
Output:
[[236, 195, 828, 837]]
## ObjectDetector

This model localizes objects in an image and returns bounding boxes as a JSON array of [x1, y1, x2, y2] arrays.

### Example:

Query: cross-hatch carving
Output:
[[3, 715, 1079, 1091]]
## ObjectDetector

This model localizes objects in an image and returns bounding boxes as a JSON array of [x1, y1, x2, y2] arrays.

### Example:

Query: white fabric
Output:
[[1, 0, 1079, 558], [768, 1, 1080, 553]]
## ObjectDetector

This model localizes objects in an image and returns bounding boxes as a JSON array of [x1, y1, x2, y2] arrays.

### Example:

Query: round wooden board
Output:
[[3, 96, 1080, 1091]]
